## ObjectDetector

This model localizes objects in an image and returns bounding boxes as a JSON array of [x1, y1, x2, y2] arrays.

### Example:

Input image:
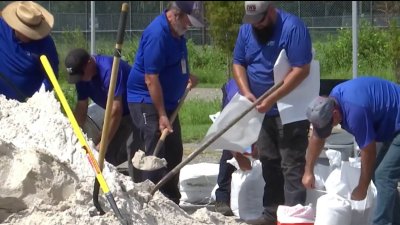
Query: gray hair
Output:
[[167, 1, 184, 17]]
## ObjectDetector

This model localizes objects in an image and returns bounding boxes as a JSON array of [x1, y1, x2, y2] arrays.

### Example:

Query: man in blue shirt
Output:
[[126, 1, 202, 204], [64, 48, 133, 167], [233, 2, 313, 224], [304, 76, 400, 225], [0, 1, 59, 102]]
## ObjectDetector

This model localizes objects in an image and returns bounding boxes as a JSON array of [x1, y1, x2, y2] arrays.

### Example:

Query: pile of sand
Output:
[[0, 89, 245, 225]]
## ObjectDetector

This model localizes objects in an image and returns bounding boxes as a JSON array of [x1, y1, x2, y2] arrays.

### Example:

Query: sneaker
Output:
[[245, 215, 276, 225], [214, 201, 234, 216]]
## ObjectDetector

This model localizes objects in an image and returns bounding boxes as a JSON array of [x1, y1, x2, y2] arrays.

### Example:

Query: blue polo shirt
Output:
[[126, 11, 189, 111], [222, 78, 240, 108], [0, 17, 59, 101], [330, 76, 400, 149], [233, 9, 312, 116], [76, 55, 131, 115]]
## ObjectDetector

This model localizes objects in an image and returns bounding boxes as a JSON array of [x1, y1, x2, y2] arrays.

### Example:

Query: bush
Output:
[[314, 21, 400, 81]]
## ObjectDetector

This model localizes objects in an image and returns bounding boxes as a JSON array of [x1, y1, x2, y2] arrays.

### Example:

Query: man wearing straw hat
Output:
[[0, 1, 59, 102]]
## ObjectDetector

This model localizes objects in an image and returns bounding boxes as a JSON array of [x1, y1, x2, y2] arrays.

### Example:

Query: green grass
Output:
[[179, 98, 221, 142]]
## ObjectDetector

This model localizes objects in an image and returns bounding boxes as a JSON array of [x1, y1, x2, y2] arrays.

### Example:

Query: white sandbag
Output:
[[323, 161, 377, 225], [314, 162, 331, 190], [315, 193, 352, 225], [202, 93, 264, 153], [230, 160, 264, 220], [277, 204, 315, 224], [179, 163, 219, 204]]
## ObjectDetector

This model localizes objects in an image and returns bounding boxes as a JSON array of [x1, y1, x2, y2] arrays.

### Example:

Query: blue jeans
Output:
[[373, 133, 400, 225]]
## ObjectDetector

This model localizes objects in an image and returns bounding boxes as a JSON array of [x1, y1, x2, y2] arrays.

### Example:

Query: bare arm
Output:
[[232, 64, 256, 102], [352, 141, 376, 200], [144, 74, 171, 132], [188, 74, 198, 89], [101, 96, 123, 145], [302, 133, 326, 189], [74, 99, 89, 127]]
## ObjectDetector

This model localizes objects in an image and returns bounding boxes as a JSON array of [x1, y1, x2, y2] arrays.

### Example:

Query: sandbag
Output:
[[277, 204, 315, 225], [179, 163, 219, 204], [324, 160, 377, 225], [314, 193, 352, 225], [230, 159, 264, 220]]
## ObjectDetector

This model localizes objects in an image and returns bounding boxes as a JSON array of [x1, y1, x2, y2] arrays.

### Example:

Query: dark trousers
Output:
[[215, 150, 236, 203], [127, 103, 183, 204], [258, 115, 309, 221]]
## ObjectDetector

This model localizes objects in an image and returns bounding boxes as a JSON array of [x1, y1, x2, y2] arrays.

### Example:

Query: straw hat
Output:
[[2, 1, 54, 40]]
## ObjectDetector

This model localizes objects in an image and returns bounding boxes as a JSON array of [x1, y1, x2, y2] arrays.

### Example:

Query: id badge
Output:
[[181, 58, 187, 74]]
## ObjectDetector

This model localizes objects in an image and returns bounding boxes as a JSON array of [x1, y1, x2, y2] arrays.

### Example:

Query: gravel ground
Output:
[[186, 87, 222, 102]]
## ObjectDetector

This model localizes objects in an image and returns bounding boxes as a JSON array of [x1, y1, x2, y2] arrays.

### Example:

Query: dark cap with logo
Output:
[[64, 48, 90, 84]]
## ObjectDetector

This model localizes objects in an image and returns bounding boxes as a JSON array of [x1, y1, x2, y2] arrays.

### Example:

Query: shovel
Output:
[[150, 80, 284, 195], [92, 2, 129, 219], [132, 83, 191, 171]]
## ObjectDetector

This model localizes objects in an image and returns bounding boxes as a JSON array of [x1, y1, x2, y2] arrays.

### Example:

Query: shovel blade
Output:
[[132, 150, 167, 171]]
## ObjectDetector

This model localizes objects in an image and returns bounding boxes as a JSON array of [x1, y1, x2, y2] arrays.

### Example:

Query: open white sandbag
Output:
[[277, 204, 315, 224], [324, 161, 377, 225], [314, 193, 352, 225], [230, 159, 264, 220]]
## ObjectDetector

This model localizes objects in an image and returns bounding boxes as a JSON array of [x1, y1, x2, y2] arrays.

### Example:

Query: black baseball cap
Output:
[[64, 48, 90, 84]]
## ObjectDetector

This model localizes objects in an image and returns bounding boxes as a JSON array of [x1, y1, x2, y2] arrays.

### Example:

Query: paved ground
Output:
[[186, 87, 222, 101]]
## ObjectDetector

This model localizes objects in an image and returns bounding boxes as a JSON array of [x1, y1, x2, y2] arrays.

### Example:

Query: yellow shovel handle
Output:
[[40, 55, 110, 193]]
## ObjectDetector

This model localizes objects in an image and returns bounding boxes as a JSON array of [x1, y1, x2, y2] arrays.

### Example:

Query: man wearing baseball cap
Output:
[[64, 48, 134, 167], [232, 1, 313, 224], [0, 1, 59, 101], [126, 1, 201, 205], [304, 76, 400, 225]]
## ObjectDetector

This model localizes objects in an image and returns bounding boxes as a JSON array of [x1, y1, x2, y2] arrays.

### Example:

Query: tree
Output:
[[204, 1, 243, 77]]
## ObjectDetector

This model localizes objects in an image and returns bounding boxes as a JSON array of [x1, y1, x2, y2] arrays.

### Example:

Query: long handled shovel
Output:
[[150, 80, 284, 196], [131, 83, 191, 171], [93, 2, 129, 217], [40, 55, 127, 225]]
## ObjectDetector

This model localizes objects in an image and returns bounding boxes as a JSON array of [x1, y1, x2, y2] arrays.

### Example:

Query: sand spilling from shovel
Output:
[[0, 88, 246, 225], [132, 150, 167, 171]]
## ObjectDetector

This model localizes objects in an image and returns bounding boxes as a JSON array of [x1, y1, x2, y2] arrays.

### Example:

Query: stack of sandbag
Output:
[[311, 155, 377, 225], [179, 163, 219, 204]]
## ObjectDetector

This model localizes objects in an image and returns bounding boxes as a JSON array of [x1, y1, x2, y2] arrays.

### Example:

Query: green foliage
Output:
[[387, 20, 400, 82], [186, 39, 227, 86], [313, 21, 400, 81], [204, 1, 243, 55]]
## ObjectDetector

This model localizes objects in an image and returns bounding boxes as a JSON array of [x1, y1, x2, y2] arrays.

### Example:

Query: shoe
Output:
[[245, 215, 276, 225], [214, 201, 234, 216]]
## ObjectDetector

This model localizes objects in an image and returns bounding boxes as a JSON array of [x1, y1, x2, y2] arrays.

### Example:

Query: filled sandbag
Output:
[[230, 159, 264, 220], [314, 193, 352, 225]]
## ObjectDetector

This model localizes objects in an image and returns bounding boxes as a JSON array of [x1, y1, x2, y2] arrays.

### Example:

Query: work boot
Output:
[[245, 215, 276, 225], [214, 201, 234, 216]]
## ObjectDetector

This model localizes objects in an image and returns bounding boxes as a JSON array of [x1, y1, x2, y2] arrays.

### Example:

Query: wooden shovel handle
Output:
[[152, 84, 191, 156]]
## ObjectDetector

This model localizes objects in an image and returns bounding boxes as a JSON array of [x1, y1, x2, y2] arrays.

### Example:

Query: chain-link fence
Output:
[[1, 1, 400, 45]]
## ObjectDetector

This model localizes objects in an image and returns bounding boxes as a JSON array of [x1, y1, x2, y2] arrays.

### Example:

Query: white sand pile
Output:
[[0, 89, 246, 225]]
